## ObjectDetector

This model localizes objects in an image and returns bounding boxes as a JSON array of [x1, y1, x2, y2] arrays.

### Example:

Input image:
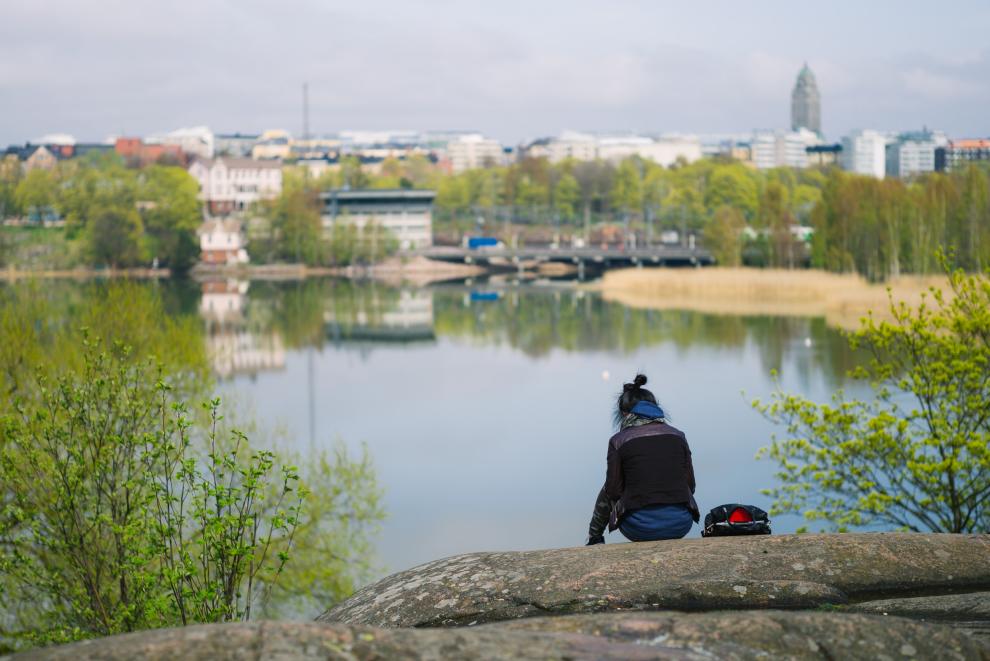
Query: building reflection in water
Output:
[[325, 288, 435, 346], [199, 279, 286, 379]]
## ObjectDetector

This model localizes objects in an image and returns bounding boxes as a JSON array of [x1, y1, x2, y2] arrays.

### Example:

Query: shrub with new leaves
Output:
[[753, 266, 990, 533], [0, 337, 304, 646]]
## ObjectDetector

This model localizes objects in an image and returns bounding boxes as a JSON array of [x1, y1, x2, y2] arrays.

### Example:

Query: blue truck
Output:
[[467, 236, 499, 250]]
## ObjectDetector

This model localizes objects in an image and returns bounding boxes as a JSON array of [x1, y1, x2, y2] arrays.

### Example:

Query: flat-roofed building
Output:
[[320, 189, 435, 250], [886, 131, 937, 178], [150, 126, 215, 159], [806, 143, 842, 167], [447, 134, 504, 172], [751, 129, 819, 169], [841, 130, 886, 179], [944, 139, 990, 171], [215, 133, 260, 158], [252, 129, 292, 160]]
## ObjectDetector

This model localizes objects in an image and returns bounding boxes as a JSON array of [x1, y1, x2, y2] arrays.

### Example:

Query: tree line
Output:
[[0, 153, 202, 271], [249, 167, 401, 267], [424, 156, 990, 279]]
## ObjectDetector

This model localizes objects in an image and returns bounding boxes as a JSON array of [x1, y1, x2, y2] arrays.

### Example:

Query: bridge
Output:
[[415, 245, 714, 271]]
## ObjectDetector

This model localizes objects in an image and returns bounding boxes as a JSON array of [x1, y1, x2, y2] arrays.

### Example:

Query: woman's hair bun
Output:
[[623, 374, 648, 391]]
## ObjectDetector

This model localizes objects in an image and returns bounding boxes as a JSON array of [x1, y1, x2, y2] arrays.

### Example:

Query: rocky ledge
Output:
[[8, 612, 989, 660], [319, 532, 990, 628], [8, 533, 989, 659]]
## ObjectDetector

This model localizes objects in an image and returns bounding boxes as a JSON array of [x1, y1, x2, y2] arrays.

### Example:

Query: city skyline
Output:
[[1, 1, 989, 145]]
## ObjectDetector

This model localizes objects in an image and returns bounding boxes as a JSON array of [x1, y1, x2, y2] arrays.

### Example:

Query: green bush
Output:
[[0, 334, 378, 649], [754, 265, 990, 532]]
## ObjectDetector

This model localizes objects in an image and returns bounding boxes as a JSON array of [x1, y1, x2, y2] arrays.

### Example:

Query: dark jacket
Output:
[[588, 421, 698, 537]]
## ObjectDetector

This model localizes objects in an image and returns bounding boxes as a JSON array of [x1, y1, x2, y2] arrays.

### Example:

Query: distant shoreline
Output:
[[0, 266, 172, 281], [591, 267, 951, 330], [0, 256, 487, 285]]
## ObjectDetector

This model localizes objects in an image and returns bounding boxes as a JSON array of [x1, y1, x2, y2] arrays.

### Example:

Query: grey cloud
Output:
[[0, 2, 987, 144]]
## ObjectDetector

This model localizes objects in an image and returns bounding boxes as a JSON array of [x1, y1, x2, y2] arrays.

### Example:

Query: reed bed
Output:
[[595, 267, 950, 330]]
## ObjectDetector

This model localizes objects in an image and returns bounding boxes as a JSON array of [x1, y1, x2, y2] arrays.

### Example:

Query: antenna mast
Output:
[[302, 82, 310, 141]]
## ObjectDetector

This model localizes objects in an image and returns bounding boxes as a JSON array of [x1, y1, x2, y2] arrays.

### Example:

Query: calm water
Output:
[[194, 277, 864, 578]]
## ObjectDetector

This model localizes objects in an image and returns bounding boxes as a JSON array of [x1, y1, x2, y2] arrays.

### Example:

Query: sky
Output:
[[2, 0, 989, 145]]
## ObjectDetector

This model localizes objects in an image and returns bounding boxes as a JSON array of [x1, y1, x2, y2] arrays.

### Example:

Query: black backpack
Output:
[[702, 503, 771, 537]]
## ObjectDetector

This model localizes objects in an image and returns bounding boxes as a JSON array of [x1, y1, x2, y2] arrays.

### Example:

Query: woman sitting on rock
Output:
[[587, 374, 699, 544]]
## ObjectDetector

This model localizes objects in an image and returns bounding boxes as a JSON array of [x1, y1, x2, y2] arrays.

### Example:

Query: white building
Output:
[[595, 134, 702, 167], [151, 126, 215, 159], [841, 130, 887, 179], [320, 189, 435, 250], [886, 130, 940, 178], [750, 129, 820, 169], [544, 131, 599, 162], [215, 133, 259, 158], [198, 219, 249, 265], [251, 129, 292, 160], [447, 134, 504, 172], [526, 132, 702, 167], [188, 157, 283, 215]]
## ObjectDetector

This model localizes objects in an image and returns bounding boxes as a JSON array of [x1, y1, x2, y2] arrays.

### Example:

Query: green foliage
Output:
[[254, 169, 400, 267], [14, 169, 57, 220], [704, 205, 746, 266], [0, 331, 382, 650], [754, 265, 990, 532], [137, 166, 203, 272], [2, 156, 200, 271], [151, 392, 305, 624], [0, 280, 208, 402], [256, 170, 324, 265], [85, 202, 146, 268], [812, 166, 990, 280]]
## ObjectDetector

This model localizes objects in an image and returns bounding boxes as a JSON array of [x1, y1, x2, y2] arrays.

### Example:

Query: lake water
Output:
[[195, 276, 865, 579]]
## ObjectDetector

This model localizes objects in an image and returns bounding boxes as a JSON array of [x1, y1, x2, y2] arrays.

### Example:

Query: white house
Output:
[[198, 219, 249, 265], [188, 157, 283, 215]]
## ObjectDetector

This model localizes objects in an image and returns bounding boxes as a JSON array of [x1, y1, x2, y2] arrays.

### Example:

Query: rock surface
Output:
[[849, 591, 990, 640], [319, 533, 990, 628], [7, 613, 988, 660], [485, 610, 990, 660]]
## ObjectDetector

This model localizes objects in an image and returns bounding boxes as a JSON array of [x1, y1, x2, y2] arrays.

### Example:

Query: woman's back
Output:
[[609, 422, 695, 511]]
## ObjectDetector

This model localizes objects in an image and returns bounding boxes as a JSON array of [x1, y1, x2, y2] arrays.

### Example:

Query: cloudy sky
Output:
[[2, 0, 989, 144]]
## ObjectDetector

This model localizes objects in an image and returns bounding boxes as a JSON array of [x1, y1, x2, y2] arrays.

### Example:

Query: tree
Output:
[[0, 159, 22, 219], [554, 172, 580, 222], [758, 181, 799, 268], [14, 169, 57, 221], [138, 165, 202, 272], [753, 266, 990, 533], [259, 171, 324, 265], [704, 165, 758, 220], [611, 159, 644, 223], [704, 205, 746, 267], [86, 202, 146, 268]]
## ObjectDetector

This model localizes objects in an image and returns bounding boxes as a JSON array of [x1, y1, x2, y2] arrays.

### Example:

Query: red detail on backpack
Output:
[[728, 507, 754, 523]]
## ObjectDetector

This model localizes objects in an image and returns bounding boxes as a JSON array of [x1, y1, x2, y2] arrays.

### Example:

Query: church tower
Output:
[[791, 63, 821, 135]]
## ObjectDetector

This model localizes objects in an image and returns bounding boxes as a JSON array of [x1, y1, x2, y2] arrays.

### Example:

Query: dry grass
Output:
[[594, 267, 951, 330]]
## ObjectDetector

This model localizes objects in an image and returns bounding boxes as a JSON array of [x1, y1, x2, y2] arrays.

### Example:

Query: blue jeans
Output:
[[620, 503, 693, 542]]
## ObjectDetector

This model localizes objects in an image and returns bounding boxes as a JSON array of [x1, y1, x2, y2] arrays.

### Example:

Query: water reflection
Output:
[[201, 277, 862, 389], [194, 277, 868, 576], [200, 279, 286, 378]]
